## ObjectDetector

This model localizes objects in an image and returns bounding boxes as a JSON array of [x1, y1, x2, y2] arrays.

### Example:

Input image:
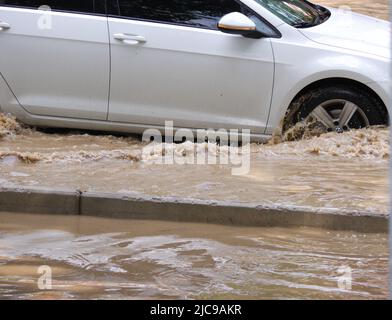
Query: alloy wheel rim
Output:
[[309, 99, 370, 132]]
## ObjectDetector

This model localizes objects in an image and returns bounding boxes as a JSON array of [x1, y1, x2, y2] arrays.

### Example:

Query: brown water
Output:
[[318, 0, 388, 20], [0, 114, 388, 215], [0, 212, 388, 300], [0, 1, 389, 300]]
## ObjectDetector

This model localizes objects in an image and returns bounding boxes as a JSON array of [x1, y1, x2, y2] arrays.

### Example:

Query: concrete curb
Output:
[[0, 186, 80, 215], [0, 186, 388, 233]]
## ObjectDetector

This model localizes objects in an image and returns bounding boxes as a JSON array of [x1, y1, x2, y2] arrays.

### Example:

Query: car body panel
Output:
[[0, 7, 109, 120], [107, 17, 274, 133], [265, 22, 390, 134], [299, 7, 390, 59], [0, 2, 390, 139]]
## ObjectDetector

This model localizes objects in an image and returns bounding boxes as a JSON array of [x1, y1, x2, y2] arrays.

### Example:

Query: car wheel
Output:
[[284, 85, 388, 133]]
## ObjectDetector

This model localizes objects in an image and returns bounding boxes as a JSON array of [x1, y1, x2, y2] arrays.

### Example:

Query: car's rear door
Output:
[[0, 0, 109, 120], [107, 0, 276, 133]]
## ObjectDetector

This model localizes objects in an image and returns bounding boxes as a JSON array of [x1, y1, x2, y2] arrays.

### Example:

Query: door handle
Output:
[[113, 33, 146, 45], [0, 22, 11, 31]]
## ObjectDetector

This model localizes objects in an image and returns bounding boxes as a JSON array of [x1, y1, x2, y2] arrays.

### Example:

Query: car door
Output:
[[107, 0, 277, 133], [0, 0, 109, 120]]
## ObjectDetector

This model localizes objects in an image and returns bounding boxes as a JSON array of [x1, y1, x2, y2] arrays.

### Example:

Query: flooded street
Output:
[[0, 0, 390, 300], [0, 111, 390, 300], [0, 121, 389, 215], [0, 0, 389, 217], [0, 213, 388, 299]]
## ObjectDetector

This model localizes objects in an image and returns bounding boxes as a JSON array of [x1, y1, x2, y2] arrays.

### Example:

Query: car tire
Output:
[[283, 85, 389, 133]]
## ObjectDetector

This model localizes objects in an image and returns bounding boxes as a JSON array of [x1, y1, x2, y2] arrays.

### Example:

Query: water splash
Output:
[[0, 113, 389, 164]]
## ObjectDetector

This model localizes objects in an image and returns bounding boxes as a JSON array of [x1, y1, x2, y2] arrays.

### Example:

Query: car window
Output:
[[113, 0, 246, 30], [0, 0, 96, 14], [252, 0, 330, 27]]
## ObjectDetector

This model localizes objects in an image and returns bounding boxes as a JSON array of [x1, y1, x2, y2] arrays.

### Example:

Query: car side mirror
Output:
[[218, 12, 265, 39]]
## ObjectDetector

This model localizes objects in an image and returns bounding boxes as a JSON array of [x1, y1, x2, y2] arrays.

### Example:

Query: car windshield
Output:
[[253, 0, 330, 28]]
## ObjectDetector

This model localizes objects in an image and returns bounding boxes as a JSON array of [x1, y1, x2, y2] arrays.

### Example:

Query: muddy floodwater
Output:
[[0, 0, 389, 217], [318, 0, 388, 20], [0, 0, 390, 300], [0, 213, 388, 300], [0, 120, 389, 215]]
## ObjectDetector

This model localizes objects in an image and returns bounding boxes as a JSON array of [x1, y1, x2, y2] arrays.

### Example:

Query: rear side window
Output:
[[113, 0, 244, 30], [0, 0, 97, 14]]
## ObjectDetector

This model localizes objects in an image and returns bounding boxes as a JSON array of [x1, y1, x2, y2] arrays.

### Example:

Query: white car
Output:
[[0, 0, 390, 139]]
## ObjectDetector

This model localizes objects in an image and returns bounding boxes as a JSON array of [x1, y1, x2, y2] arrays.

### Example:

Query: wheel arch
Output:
[[281, 77, 389, 129]]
